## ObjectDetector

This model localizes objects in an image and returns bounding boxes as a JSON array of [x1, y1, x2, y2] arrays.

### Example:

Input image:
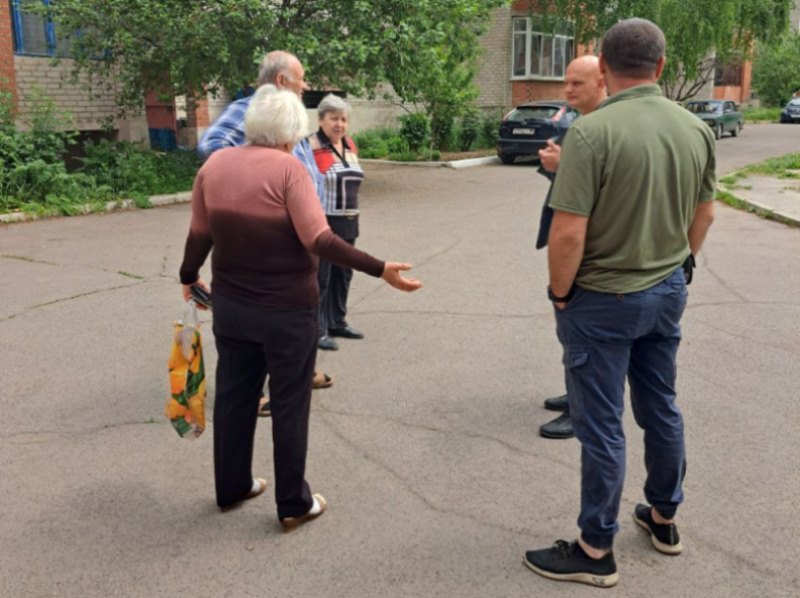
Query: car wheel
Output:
[[714, 123, 722, 140], [498, 153, 516, 165]]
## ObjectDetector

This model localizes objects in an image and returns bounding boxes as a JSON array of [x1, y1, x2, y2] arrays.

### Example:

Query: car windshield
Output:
[[687, 102, 721, 114], [507, 106, 560, 122], [788, 100, 800, 107]]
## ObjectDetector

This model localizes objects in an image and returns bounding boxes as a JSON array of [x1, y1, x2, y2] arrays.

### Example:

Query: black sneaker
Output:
[[633, 504, 683, 555], [543, 394, 569, 412], [524, 540, 618, 588], [539, 412, 574, 439]]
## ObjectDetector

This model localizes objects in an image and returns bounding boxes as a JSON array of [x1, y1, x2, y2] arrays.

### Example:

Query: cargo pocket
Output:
[[562, 349, 589, 422]]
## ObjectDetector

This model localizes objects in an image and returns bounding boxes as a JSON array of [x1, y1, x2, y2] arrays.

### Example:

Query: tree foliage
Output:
[[538, 0, 793, 101], [752, 33, 800, 107], [37, 0, 505, 121]]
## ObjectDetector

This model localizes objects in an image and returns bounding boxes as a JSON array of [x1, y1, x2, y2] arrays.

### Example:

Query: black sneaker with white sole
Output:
[[633, 503, 683, 555], [524, 540, 618, 588]]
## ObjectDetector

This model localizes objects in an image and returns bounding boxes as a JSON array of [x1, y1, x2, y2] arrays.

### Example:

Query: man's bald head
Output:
[[564, 55, 606, 115], [257, 51, 309, 97]]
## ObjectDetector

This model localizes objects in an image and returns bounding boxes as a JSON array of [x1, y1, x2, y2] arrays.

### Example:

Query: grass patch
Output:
[[739, 153, 800, 178], [743, 106, 781, 123], [716, 189, 798, 227], [118, 271, 145, 279]]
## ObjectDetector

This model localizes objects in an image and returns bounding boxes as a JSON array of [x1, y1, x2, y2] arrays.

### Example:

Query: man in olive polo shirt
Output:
[[523, 19, 716, 588]]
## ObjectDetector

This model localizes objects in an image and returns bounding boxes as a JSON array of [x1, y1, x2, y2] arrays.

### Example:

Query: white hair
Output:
[[257, 51, 295, 86], [244, 84, 308, 148], [317, 94, 350, 118]]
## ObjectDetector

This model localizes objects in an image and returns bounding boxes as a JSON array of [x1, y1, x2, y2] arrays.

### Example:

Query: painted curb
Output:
[[361, 155, 500, 169], [0, 191, 192, 224], [718, 169, 800, 227]]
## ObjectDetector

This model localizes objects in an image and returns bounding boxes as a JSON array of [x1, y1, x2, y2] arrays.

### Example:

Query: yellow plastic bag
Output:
[[165, 300, 206, 438]]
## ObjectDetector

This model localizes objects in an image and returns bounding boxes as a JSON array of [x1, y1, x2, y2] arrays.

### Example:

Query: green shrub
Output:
[[480, 111, 502, 147], [459, 107, 481, 151], [385, 136, 409, 154], [430, 149, 441, 161], [79, 140, 199, 196], [387, 151, 419, 162], [431, 110, 455, 150], [399, 112, 430, 152]]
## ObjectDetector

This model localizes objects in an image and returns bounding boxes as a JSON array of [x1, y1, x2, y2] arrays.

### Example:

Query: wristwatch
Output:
[[547, 285, 575, 303]]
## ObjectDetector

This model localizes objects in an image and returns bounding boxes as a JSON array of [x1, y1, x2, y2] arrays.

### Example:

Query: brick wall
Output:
[[475, 7, 512, 110], [13, 56, 147, 141], [0, 1, 18, 110]]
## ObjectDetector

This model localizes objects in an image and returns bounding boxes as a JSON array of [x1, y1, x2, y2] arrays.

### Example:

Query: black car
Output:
[[497, 101, 578, 164], [780, 98, 800, 123]]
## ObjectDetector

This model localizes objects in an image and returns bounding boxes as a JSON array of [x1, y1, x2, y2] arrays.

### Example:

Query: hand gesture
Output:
[[381, 262, 422, 292], [538, 139, 561, 173]]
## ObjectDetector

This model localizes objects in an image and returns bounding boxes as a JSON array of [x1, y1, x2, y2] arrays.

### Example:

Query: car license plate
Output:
[[513, 128, 536, 135], [793, 114, 800, 119]]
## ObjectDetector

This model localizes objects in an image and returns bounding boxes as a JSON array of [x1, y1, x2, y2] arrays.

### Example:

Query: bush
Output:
[[399, 112, 430, 152], [387, 151, 419, 162], [480, 111, 502, 147], [431, 109, 455, 150], [459, 107, 481, 151], [79, 140, 199, 196]]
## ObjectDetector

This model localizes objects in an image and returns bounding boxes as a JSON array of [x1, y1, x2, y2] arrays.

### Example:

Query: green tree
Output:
[[752, 33, 800, 107], [539, 0, 793, 101], [35, 0, 505, 122]]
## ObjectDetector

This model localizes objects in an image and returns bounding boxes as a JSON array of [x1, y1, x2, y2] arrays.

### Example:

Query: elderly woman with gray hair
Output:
[[179, 85, 421, 532], [309, 94, 367, 351]]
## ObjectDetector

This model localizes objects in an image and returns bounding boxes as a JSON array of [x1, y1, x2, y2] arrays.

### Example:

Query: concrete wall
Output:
[[13, 56, 147, 142]]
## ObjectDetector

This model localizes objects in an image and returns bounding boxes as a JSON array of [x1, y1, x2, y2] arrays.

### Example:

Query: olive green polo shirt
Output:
[[549, 84, 716, 293]]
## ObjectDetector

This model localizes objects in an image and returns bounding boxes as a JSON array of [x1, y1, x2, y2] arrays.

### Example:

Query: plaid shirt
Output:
[[308, 130, 364, 217], [197, 96, 325, 198]]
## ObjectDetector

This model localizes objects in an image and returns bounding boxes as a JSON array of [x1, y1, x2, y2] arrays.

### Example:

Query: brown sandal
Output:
[[312, 371, 333, 389]]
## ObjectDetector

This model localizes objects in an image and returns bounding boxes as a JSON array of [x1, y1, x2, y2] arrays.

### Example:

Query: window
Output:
[[10, 0, 73, 57], [512, 16, 574, 80], [714, 57, 742, 87]]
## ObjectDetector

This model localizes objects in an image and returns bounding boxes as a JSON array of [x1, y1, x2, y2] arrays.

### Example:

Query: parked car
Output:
[[685, 100, 743, 139], [779, 98, 800, 123], [497, 101, 578, 164]]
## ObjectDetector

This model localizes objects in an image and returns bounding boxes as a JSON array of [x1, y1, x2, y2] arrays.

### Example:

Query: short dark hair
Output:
[[601, 18, 666, 78]]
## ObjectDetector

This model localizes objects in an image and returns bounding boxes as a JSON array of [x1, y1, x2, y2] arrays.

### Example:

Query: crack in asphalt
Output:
[[350, 309, 547, 320], [0, 281, 148, 322], [349, 237, 463, 310], [697, 253, 748, 302], [692, 317, 797, 353], [3, 419, 167, 443], [0, 254, 60, 266], [314, 408, 536, 537]]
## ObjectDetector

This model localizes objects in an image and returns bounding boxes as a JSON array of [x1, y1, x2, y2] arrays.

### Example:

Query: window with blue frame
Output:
[[10, 0, 73, 57]]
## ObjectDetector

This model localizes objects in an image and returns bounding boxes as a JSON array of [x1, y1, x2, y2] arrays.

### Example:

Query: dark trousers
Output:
[[318, 237, 355, 336], [555, 268, 688, 549], [212, 294, 317, 519]]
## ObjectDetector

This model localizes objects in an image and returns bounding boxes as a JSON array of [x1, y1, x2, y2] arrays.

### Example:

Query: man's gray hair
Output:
[[601, 18, 666, 78], [257, 51, 295, 86], [244, 84, 308, 147], [317, 94, 350, 119]]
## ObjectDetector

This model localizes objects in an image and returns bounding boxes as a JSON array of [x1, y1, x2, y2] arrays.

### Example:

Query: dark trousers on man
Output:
[[318, 237, 355, 337], [212, 293, 317, 519], [555, 268, 688, 549]]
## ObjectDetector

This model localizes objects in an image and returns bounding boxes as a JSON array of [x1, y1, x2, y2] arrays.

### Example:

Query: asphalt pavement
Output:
[[1, 123, 798, 598]]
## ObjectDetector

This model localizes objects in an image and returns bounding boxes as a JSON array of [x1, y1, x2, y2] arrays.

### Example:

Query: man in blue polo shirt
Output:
[[523, 18, 716, 587]]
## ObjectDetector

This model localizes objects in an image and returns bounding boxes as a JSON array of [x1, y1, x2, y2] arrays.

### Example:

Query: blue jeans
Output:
[[555, 268, 688, 549]]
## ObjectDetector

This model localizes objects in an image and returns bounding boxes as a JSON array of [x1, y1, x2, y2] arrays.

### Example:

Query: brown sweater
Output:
[[179, 145, 384, 309]]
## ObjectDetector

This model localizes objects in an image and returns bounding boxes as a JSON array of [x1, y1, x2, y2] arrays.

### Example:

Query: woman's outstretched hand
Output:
[[381, 262, 422, 292]]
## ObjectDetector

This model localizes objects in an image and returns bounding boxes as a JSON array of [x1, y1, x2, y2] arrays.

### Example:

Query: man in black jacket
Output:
[[536, 55, 606, 440]]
